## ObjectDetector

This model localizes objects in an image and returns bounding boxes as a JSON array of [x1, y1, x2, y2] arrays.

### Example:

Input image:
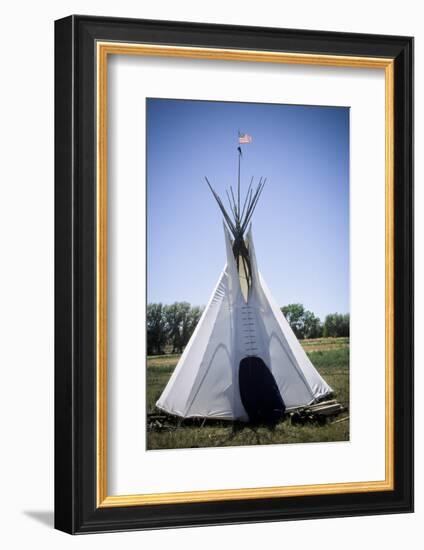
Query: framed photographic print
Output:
[[54, 15, 413, 534]]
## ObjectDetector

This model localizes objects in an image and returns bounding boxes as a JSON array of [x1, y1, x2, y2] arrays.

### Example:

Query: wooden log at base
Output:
[[308, 399, 338, 410], [308, 403, 345, 416], [289, 399, 346, 425], [331, 415, 350, 424]]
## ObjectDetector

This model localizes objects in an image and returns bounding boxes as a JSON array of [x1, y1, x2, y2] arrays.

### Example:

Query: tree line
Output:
[[147, 301, 349, 355], [281, 303, 349, 340], [147, 302, 203, 355]]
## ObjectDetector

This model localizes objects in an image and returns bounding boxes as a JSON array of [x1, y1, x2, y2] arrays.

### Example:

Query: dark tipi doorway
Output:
[[239, 356, 286, 424]]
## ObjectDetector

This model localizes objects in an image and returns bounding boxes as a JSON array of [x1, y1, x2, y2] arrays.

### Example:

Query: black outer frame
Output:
[[54, 15, 414, 534]]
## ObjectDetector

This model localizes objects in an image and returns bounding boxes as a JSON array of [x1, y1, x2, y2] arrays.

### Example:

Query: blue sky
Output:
[[146, 98, 349, 321]]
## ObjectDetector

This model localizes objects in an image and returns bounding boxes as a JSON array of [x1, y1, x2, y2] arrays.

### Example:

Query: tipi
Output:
[[156, 145, 333, 423]]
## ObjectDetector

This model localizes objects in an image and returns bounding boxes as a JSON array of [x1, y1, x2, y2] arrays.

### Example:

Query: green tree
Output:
[[148, 302, 205, 355], [323, 313, 350, 337], [164, 302, 203, 353], [340, 313, 350, 337], [164, 302, 184, 353], [281, 303, 323, 339], [182, 305, 203, 349], [146, 303, 167, 355], [303, 310, 323, 339], [281, 303, 306, 338]]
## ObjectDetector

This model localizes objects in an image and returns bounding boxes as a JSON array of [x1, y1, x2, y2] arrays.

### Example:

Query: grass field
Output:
[[146, 337, 349, 450]]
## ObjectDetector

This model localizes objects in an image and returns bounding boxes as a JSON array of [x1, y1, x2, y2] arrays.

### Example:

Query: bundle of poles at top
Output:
[[205, 147, 266, 240], [205, 145, 266, 287]]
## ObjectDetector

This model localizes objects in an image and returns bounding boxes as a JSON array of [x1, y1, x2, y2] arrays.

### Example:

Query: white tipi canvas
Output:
[[156, 225, 333, 421]]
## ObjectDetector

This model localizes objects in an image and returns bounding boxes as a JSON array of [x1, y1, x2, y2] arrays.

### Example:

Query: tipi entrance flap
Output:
[[239, 355, 286, 424]]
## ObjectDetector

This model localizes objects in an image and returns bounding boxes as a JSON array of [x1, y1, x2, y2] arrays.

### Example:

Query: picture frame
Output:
[[54, 15, 413, 534]]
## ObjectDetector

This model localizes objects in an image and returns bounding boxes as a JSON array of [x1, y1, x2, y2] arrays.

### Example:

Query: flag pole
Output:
[[237, 145, 241, 223]]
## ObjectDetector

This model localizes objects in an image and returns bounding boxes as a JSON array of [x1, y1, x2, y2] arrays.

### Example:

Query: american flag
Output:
[[238, 132, 252, 144]]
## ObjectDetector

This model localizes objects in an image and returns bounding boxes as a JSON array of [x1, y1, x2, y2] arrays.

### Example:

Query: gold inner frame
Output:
[[96, 42, 395, 508]]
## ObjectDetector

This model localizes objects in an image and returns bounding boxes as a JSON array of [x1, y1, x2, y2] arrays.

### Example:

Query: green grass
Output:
[[146, 338, 349, 450]]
